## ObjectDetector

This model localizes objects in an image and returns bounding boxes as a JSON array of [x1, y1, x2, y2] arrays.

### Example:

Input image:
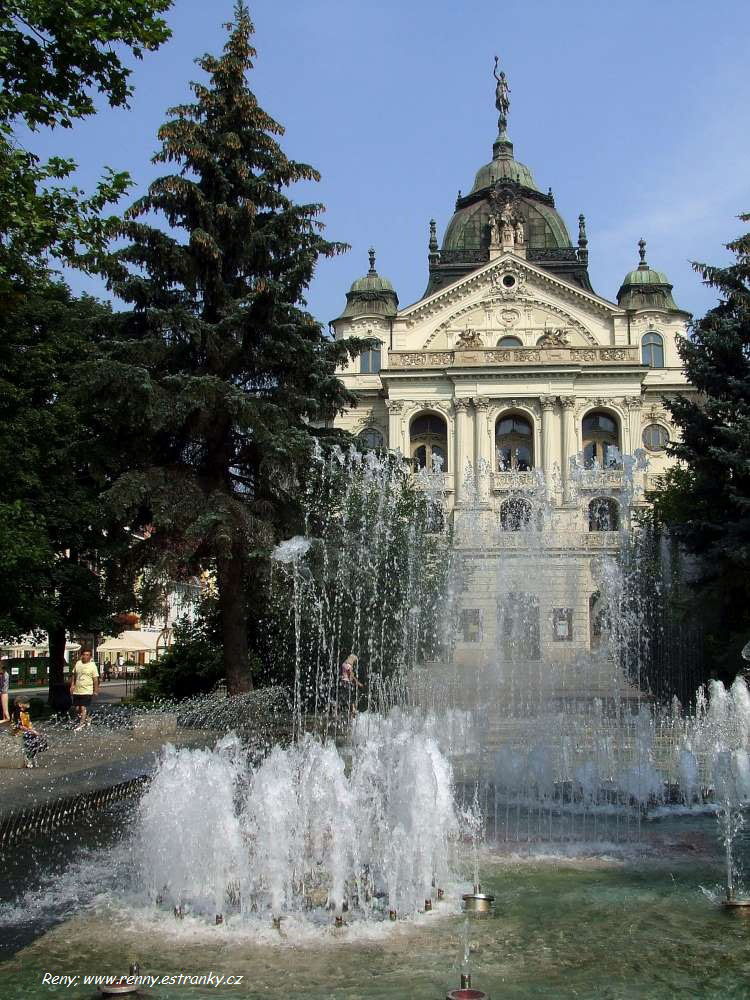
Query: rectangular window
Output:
[[459, 609, 482, 643], [552, 608, 573, 641], [360, 346, 381, 374]]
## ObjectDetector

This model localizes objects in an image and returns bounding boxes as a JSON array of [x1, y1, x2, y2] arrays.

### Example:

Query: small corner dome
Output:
[[333, 248, 399, 322], [617, 239, 680, 311]]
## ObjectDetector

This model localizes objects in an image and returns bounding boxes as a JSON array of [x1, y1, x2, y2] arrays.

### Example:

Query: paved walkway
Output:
[[8, 680, 134, 705], [0, 725, 213, 818]]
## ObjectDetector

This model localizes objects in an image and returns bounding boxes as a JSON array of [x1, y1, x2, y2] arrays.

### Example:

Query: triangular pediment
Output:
[[398, 253, 622, 325]]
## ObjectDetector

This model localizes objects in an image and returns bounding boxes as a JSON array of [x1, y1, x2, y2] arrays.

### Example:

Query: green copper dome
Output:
[[617, 240, 680, 311], [468, 136, 539, 194], [334, 248, 399, 321]]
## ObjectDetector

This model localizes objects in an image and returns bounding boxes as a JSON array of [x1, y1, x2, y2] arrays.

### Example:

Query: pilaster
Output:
[[560, 396, 576, 502], [474, 397, 491, 502], [385, 399, 405, 455]]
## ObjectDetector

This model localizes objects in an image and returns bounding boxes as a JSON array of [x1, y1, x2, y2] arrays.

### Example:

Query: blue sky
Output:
[[25, 0, 750, 324]]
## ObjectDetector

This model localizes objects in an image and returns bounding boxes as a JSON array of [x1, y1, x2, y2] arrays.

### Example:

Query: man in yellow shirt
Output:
[[69, 650, 99, 729]]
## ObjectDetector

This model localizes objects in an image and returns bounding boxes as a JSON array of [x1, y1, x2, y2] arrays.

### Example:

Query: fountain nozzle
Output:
[[462, 885, 495, 915], [334, 914, 345, 928], [446, 971, 489, 999], [173, 905, 183, 920], [437, 887, 445, 900], [272, 915, 283, 930], [215, 913, 223, 925], [389, 909, 397, 921], [425, 898, 432, 912]]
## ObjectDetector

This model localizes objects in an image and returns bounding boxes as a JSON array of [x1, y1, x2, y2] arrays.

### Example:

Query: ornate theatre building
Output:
[[331, 63, 694, 678]]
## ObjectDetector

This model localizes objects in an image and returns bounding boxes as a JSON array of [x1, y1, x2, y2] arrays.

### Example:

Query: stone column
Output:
[[540, 395, 556, 500], [454, 398, 471, 504], [474, 397, 491, 502], [624, 396, 643, 454], [385, 399, 405, 455], [560, 396, 576, 502]]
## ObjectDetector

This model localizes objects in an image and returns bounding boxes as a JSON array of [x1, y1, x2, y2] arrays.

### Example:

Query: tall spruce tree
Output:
[[654, 213, 750, 674], [99, 3, 367, 693]]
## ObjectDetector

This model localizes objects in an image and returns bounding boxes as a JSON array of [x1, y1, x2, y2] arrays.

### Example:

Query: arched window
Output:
[[360, 341, 382, 373], [588, 497, 620, 532], [500, 497, 533, 531], [582, 411, 621, 468], [410, 413, 448, 472], [642, 424, 669, 452], [641, 332, 664, 368], [496, 413, 534, 471], [497, 336, 522, 348], [358, 427, 384, 451]]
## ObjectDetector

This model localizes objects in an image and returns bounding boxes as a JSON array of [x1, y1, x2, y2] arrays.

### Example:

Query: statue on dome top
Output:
[[493, 55, 510, 133]]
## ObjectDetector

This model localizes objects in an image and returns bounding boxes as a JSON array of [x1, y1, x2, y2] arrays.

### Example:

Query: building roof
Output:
[[422, 68, 592, 298], [334, 248, 399, 322], [617, 240, 680, 311]]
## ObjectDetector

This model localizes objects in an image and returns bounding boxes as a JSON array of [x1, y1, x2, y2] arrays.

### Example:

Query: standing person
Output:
[[339, 654, 363, 719], [0, 658, 10, 723], [13, 699, 48, 767], [69, 650, 99, 730], [115, 653, 125, 679]]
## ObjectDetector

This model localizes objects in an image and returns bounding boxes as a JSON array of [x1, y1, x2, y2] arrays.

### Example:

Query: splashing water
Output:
[[135, 716, 459, 923]]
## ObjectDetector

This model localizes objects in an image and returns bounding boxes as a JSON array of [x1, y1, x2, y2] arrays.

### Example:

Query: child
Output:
[[13, 699, 48, 768]]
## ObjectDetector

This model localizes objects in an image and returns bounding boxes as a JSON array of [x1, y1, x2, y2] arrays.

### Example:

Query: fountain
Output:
[[5, 445, 750, 999]]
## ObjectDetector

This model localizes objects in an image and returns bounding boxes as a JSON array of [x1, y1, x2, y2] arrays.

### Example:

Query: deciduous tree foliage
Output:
[[97, 3, 368, 693], [653, 214, 750, 675], [0, 282, 135, 690], [0, 2, 171, 692], [0, 1, 171, 289]]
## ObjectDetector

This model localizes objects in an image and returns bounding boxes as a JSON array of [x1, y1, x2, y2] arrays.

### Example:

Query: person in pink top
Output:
[[339, 654, 363, 719]]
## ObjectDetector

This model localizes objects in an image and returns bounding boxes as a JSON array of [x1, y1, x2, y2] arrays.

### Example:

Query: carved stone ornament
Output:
[[453, 398, 471, 412], [539, 395, 556, 411], [561, 396, 576, 409], [428, 400, 454, 417], [623, 396, 644, 410], [474, 396, 490, 411], [385, 399, 404, 413], [456, 328, 485, 349], [488, 264, 527, 299], [498, 308, 520, 327], [537, 328, 570, 348], [598, 348, 629, 362], [570, 348, 596, 362]]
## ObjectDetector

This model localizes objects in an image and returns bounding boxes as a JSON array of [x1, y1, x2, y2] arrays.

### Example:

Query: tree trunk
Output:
[[216, 541, 253, 694], [47, 623, 68, 705]]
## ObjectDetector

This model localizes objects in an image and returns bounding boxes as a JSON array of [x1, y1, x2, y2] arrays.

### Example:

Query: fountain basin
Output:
[[446, 990, 489, 1000]]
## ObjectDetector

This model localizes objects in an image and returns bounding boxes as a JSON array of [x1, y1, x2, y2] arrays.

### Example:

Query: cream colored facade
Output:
[[329, 81, 694, 675], [333, 253, 690, 504]]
